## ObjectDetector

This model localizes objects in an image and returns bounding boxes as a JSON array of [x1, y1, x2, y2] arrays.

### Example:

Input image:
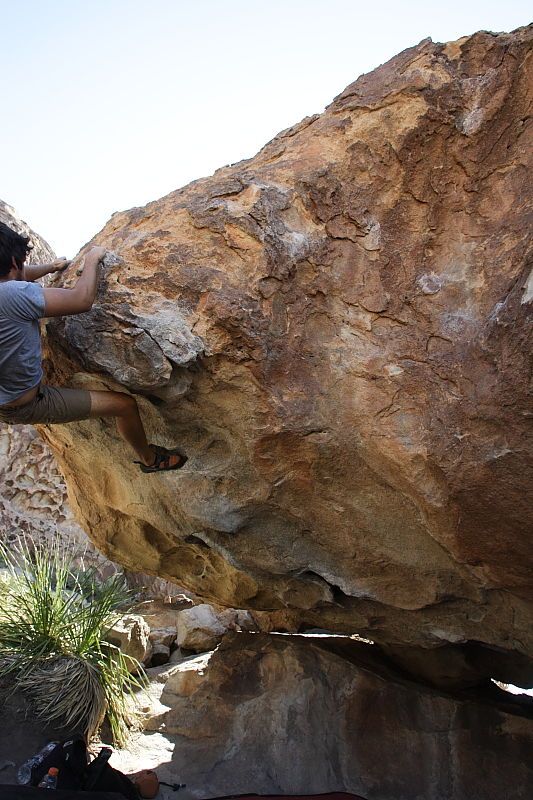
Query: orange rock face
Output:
[[43, 27, 533, 679]]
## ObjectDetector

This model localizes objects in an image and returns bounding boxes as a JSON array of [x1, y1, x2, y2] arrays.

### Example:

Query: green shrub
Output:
[[0, 540, 146, 745]]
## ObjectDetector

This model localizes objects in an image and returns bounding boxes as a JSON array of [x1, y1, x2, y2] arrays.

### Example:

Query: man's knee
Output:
[[89, 390, 138, 418], [114, 392, 138, 416]]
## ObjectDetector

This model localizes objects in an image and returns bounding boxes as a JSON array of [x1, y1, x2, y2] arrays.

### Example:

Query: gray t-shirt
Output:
[[0, 280, 46, 405]]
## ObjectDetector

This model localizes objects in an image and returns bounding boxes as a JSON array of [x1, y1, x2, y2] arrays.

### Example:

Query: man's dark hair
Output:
[[0, 221, 33, 277]]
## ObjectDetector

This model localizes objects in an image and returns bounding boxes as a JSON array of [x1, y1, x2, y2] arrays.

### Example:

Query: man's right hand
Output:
[[87, 245, 107, 262], [76, 246, 107, 275], [44, 246, 108, 318]]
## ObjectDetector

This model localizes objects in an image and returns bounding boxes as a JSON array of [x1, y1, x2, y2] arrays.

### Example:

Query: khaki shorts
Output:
[[0, 385, 92, 425]]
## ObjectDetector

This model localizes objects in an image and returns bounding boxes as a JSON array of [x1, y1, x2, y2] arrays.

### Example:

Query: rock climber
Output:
[[0, 222, 187, 473]]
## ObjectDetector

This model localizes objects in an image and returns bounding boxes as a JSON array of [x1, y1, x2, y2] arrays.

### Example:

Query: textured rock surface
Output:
[[0, 419, 135, 592], [134, 633, 533, 800], [41, 28, 533, 680], [0, 417, 195, 600], [149, 627, 177, 649]]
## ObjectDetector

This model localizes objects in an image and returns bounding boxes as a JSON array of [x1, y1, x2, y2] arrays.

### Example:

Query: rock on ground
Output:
[[128, 633, 533, 800], [177, 603, 255, 652], [106, 614, 152, 667], [1, 29, 532, 800]]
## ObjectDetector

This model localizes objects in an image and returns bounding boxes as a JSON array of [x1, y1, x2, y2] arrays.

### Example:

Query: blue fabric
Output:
[[0, 280, 46, 405]]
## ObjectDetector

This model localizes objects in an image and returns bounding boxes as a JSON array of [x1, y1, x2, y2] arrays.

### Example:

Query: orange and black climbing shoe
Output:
[[135, 445, 188, 474]]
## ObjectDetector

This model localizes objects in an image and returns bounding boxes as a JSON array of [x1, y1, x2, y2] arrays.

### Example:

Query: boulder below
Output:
[[128, 633, 533, 800]]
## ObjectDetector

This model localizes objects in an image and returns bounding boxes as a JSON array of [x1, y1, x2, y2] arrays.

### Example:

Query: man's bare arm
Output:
[[25, 258, 71, 282], [42, 247, 106, 317]]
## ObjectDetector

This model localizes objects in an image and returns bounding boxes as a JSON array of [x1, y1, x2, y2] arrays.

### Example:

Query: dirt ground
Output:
[[0, 690, 57, 785]]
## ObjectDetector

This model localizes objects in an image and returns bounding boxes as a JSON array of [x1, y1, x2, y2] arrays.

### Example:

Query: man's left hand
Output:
[[50, 257, 72, 273]]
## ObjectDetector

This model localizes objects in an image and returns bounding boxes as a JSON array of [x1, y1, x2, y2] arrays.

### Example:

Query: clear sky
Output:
[[1, 0, 530, 256]]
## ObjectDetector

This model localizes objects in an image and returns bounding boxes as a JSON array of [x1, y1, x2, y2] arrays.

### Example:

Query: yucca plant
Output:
[[0, 540, 147, 745]]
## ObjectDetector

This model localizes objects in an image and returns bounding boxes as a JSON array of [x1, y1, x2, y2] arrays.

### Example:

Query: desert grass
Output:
[[0, 540, 146, 745]]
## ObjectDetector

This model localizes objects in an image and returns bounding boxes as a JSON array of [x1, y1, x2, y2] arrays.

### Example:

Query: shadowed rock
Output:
[[135, 633, 533, 800]]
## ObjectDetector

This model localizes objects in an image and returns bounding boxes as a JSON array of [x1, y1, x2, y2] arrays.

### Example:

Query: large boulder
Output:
[[135, 633, 533, 800], [40, 27, 533, 682]]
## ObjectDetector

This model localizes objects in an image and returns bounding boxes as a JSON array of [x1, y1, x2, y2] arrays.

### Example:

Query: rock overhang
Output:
[[39, 25, 533, 686]]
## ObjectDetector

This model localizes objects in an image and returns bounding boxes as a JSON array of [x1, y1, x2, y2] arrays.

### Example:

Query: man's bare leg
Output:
[[89, 390, 181, 468]]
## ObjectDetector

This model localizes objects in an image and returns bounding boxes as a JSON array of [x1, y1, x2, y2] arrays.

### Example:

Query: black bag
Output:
[[30, 737, 139, 799]]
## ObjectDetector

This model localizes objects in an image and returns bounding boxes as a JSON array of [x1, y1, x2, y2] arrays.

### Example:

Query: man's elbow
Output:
[[79, 297, 94, 313], [73, 289, 95, 313], [42, 287, 96, 318]]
